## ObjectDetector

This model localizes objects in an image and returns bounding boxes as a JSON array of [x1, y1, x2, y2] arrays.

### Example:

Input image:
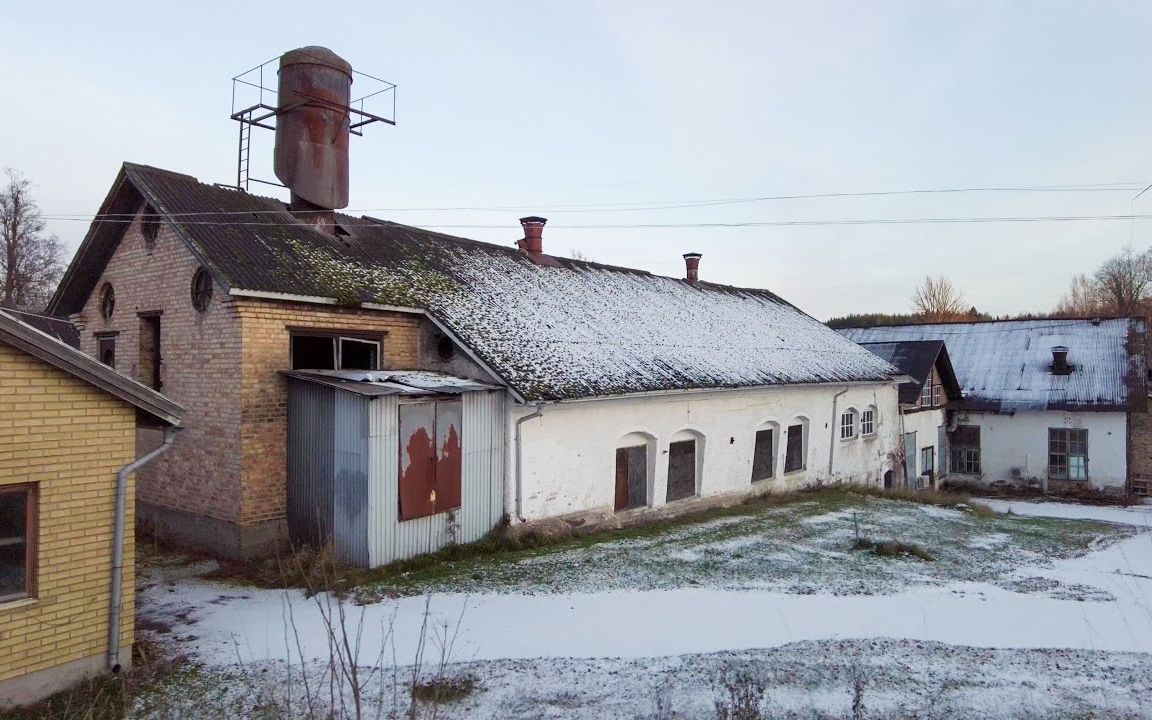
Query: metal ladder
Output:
[[236, 110, 252, 191]]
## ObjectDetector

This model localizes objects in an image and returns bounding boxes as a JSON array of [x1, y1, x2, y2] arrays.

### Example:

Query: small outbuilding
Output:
[[284, 370, 505, 567]]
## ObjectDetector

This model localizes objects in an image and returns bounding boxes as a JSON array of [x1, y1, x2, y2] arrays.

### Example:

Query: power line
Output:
[[35, 212, 1152, 230], [38, 180, 1152, 220]]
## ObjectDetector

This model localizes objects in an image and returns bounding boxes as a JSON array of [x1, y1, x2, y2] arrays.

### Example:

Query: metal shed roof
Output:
[[283, 369, 501, 397]]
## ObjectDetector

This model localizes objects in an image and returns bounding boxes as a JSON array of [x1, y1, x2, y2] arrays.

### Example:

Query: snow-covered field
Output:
[[134, 497, 1152, 719]]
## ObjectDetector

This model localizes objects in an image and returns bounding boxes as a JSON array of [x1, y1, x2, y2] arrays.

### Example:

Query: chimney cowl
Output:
[[1051, 345, 1072, 375], [683, 252, 702, 283], [519, 216, 547, 254]]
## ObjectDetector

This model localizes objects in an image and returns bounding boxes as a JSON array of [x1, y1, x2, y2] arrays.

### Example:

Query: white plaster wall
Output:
[[511, 383, 901, 522], [953, 411, 1127, 489], [898, 408, 947, 485]]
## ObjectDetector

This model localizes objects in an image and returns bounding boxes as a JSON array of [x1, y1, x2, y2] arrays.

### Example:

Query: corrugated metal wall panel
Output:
[[286, 380, 335, 548], [366, 389, 506, 567], [333, 391, 370, 567]]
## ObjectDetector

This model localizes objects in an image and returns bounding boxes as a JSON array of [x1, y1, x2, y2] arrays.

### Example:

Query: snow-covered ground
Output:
[[134, 498, 1152, 719]]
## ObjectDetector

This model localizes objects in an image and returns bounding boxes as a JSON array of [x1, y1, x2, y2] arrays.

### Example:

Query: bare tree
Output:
[[1053, 273, 1105, 317], [1093, 245, 1152, 316], [911, 275, 966, 321], [0, 169, 66, 309]]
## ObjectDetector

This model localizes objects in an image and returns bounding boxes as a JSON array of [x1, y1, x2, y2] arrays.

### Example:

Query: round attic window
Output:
[[436, 335, 455, 362], [99, 283, 115, 320], [191, 267, 213, 312]]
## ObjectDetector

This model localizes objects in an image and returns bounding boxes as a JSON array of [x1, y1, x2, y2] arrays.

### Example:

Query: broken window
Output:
[[190, 267, 213, 312], [0, 484, 36, 602], [839, 409, 857, 440], [666, 439, 698, 502], [96, 334, 117, 369], [950, 425, 981, 475], [1049, 428, 1088, 481], [921, 446, 935, 477], [860, 408, 875, 436], [99, 283, 115, 320], [398, 401, 462, 521], [615, 445, 648, 511], [290, 333, 381, 371], [784, 423, 805, 473], [751, 428, 774, 482]]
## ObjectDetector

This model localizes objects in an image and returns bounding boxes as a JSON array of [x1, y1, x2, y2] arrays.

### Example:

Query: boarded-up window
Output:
[[751, 429, 774, 482], [398, 401, 463, 521], [139, 314, 162, 390], [0, 484, 36, 601], [666, 440, 697, 502], [615, 446, 648, 511], [784, 424, 805, 473]]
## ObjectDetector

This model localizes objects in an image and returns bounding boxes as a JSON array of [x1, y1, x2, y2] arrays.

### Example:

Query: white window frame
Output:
[[860, 408, 875, 436], [840, 409, 857, 440], [337, 337, 381, 370]]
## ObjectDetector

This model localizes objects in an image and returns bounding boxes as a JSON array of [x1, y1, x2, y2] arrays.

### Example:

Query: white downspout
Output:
[[827, 387, 850, 479], [514, 405, 543, 522], [107, 427, 178, 672]]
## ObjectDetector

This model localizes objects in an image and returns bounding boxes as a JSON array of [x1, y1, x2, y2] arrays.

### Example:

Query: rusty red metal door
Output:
[[614, 448, 629, 511], [398, 401, 463, 521]]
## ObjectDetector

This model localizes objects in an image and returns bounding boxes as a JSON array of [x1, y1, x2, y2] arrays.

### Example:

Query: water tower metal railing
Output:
[[230, 53, 396, 192]]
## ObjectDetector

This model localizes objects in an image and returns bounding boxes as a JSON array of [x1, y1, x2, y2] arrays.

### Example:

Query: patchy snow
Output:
[[981, 498, 1152, 526]]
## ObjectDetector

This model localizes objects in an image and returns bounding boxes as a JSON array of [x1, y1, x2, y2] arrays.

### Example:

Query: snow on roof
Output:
[[56, 164, 901, 402], [283, 369, 499, 396], [840, 318, 1147, 412]]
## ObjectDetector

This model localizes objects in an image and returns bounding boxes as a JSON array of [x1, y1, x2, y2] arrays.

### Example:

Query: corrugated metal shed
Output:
[[286, 371, 505, 568], [841, 319, 1147, 412]]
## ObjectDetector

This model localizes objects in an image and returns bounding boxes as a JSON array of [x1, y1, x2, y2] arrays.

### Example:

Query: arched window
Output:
[[667, 429, 704, 502], [614, 432, 655, 512], [99, 282, 115, 320], [751, 420, 780, 483], [861, 406, 877, 436], [784, 418, 809, 473], [839, 408, 858, 440]]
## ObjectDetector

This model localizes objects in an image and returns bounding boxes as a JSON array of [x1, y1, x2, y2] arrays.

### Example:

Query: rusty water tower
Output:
[[230, 46, 396, 230]]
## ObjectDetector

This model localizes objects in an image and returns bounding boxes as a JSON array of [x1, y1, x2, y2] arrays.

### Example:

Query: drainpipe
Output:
[[827, 387, 850, 478], [107, 427, 178, 672], [514, 405, 543, 522]]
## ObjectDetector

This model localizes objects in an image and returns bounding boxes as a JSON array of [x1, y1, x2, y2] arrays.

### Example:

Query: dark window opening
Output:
[[141, 205, 160, 251], [0, 484, 36, 601], [339, 337, 379, 370], [921, 446, 935, 478], [191, 267, 213, 312], [139, 315, 162, 390], [615, 445, 648, 511], [950, 425, 981, 475], [435, 335, 456, 362], [98, 336, 116, 369], [784, 424, 805, 473], [751, 429, 774, 482], [99, 283, 115, 320], [666, 439, 698, 502], [1049, 428, 1088, 481], [398, 401, 463, 521]]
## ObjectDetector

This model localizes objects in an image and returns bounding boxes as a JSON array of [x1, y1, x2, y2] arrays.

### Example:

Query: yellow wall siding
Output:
[[0, 342, 137, 681]]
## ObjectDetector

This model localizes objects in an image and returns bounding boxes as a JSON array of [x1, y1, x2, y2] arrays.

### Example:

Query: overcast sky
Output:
[[4, 1, 1152, 320]]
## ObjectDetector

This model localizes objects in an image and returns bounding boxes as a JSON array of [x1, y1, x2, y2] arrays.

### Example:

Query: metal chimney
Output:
[[519, 217, 547, 254], [1051, 346, 1072, 375], [274, 46, 353, 229], [683, 252, 702, 283]]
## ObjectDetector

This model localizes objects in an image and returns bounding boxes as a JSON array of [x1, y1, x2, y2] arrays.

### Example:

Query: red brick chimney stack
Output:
[[683, 252, 702, 283], [519, 216, 547, 254]]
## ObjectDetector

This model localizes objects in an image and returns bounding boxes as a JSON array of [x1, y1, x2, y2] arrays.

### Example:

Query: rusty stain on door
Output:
[[398, 401, 463, 521]]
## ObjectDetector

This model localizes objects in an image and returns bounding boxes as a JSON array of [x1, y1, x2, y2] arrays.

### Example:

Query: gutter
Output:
[[827, 386, 850, 477], [107, 427, 178, 672], [513, 405, 543, 522]]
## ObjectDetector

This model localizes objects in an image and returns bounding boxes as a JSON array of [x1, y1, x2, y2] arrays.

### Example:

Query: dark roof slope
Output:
[[53, 163, 900, 402], [841, 319, 1147, 412], [3, 309, 80, 348], [0, 310, 184, 425], [858, 340, 961, 405]]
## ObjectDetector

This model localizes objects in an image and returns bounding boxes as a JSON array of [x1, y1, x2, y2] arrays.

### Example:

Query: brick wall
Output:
[[73, 218, 244, 525], [236, 299, 422, 525], [0, 342, 137, 686]]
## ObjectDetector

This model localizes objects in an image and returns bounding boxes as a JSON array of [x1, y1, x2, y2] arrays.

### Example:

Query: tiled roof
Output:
[[53, 163, 901, 402], [841, 319, 1147, 412], [3, 309, 79, 348]]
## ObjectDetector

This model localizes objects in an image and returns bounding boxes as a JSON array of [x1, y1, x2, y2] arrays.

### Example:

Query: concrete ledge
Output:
[[0, 648, 130, 707], [139, 501, 287, 560]]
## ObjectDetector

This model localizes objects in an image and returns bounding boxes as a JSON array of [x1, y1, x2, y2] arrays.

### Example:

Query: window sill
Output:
[[782, 468, 806, 477], [839, 436, 857, 442], [0, 597, 37, 611]]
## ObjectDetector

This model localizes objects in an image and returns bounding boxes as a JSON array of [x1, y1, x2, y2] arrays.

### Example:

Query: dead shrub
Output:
[[713, 670, 769, 720], [410, 674, 478, 705], [853, 538, 935, 562]]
